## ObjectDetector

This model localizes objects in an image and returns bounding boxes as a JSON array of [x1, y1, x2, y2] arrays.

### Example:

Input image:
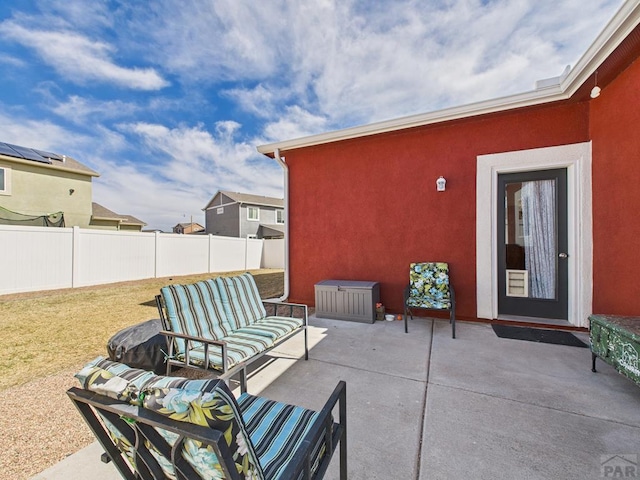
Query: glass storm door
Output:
[[497, 169, 568, 320]]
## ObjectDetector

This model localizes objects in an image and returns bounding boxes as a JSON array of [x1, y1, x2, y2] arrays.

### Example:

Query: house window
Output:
[[276, 209, 285, 224], [217, 207, 224, 214], [247, 206, 259, 221], [0, 166, 10, 195]]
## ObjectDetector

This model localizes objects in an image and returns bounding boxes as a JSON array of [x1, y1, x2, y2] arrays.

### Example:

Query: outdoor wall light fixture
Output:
[[436, 176, 446, 192], [590, 71, 601, 99], [69, 188, 75, 195]]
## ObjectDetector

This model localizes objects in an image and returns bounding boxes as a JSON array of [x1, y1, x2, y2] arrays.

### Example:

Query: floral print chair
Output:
[[404, 262, 456, 338], [68, 357, 347, 480]]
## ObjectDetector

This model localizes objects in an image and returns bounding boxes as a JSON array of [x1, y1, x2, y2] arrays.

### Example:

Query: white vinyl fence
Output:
[[0, 225, 284, 295]]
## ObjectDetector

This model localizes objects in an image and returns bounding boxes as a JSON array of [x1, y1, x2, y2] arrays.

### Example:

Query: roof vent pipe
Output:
[[273, 148, 290, 302]]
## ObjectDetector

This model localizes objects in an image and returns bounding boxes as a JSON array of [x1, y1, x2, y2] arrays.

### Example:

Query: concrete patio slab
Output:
[[31, 442, 119, 480], [32, 317, 640, 480], [428, 321, 640, 426], [420, 383, 639, 480]]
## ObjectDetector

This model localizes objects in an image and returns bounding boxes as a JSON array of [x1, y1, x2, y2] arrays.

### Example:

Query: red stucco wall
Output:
[[285, 103, 590, 318], [590, 57, 640, 315]]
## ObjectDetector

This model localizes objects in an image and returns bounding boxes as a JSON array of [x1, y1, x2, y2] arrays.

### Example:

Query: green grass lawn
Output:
[[0, 269, 284, 390]]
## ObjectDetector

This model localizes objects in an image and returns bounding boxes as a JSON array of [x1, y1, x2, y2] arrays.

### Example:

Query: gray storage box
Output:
[[315, 280, 380, 323]]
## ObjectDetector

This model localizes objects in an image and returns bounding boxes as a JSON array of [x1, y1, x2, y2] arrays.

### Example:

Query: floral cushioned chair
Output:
[[404, 262, 456, 338], [68, 357, 347, 480]]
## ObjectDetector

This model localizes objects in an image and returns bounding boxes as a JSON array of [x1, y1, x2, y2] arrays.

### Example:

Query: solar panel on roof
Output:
[[0, 142, 24, 159], [4, 143, 51, 164], [33, 149, 63, 161]]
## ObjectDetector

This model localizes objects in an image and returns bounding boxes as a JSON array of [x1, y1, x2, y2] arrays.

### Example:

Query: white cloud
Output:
[[261, 106, 329, 143], [36, 1, 114, 30], [129, 0, 621, 134], [91, 163, 202, 231], [0, 108, 91, 155], [0, 0, 626, 229], [222, 84, 287, 119], [50, 95, 140, 123], [11, 0, 616, 130], [121, 121, 281, 188], [0, 22, 169, 90], [127, 1, 284, 82], [90, 121, 284, 229], [0, 53, 26, 68]]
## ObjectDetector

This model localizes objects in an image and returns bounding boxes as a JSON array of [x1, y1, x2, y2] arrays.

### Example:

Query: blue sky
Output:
[[0, 0, 623, 231]]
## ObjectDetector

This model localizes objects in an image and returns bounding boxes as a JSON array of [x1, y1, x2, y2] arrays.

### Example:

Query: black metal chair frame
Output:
[[156, 296, 309, 394], [68, 381, 347, 480], [404, 284, 456, 338]]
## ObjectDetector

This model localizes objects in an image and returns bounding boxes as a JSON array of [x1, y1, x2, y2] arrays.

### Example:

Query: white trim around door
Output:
[[476, 142, 593, 327]]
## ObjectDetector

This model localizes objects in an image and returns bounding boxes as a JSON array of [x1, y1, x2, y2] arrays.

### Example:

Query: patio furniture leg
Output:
[[451, 306, 456, 339], [339, 383, 348, 480], [240, 367, 247, 394], [591, 353, 597, 373]]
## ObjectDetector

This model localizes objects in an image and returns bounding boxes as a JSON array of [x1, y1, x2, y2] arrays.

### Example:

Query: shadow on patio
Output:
[[34, 316, 640, 480]]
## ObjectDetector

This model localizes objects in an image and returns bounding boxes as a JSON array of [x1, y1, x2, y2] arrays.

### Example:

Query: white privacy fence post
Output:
[[154, 231, 160, 279], [72, 226, 81, 288]]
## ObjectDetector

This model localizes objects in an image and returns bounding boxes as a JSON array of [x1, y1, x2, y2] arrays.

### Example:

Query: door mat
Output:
[[491, 324, 588, 348]]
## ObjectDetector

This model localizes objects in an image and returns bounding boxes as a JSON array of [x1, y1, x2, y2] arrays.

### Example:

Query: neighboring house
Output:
[[257, 1, 640, 328], [173, 222, 205, 234], [90, 203, 146, 231], [0, 141, 145, 230], [203, 191, 284, 239], [0, 141, 98, 227]]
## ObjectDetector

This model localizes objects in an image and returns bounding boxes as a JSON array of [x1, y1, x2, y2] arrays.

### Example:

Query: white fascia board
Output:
[[238, 201, 283, 208], [91, 216, 122, 223], [257, 0, 640, 155], [560, 0, 640, 94], [257, 87, 565, 154], [202, 190, 222, 211], [204, 200, 237, 211]]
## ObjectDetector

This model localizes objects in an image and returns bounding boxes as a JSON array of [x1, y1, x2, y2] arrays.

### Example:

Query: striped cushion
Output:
[[76, 357, 223, 403], [236, 316, 303, 340], [238, 393, 324, 480], [178, 330, 275, 371], [75, 357, 156, 403], [216, 273, 267, 329], [161, 280, 233, 353]]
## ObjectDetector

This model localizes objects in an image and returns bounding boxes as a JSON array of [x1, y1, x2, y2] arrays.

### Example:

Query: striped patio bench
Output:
[[68, 358, 346, 480], [156, 272, 308, 392]]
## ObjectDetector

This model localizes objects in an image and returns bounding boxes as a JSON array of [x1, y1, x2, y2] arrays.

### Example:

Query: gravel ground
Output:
[[0, 271, 285, 479], [0, 366, 94, 479], [0, 366, 216, 479]]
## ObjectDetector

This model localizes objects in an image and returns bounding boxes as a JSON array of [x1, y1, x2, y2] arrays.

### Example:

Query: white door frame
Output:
[[476, 142, 592, 327]]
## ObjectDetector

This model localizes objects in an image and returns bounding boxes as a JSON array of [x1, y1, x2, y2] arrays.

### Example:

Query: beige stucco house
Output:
[[0, 141, 144, 230]]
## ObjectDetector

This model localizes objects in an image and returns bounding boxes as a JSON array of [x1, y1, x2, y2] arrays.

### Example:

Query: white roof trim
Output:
[[257, 0, 640, 155]]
